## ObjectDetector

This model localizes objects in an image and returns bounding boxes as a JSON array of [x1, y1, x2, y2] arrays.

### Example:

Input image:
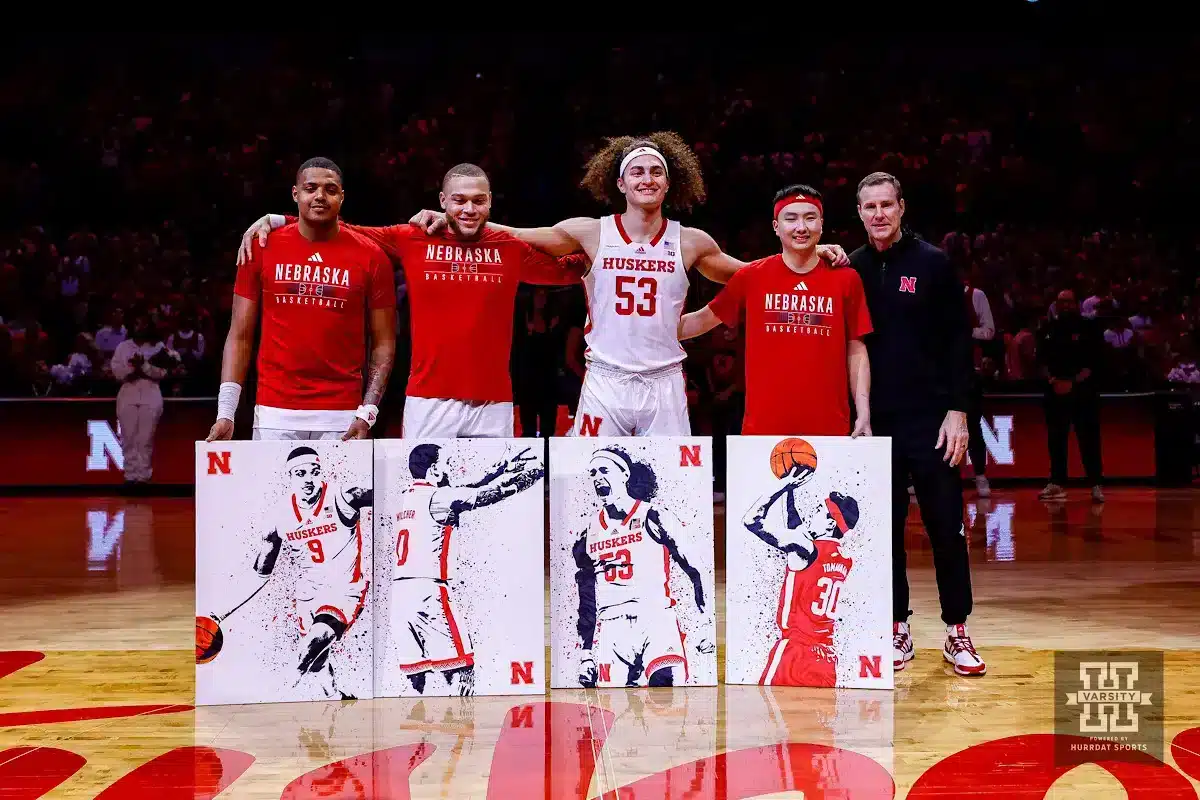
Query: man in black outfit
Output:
[[849, 172, 986, 678], [1036, 289, 1105, 503]]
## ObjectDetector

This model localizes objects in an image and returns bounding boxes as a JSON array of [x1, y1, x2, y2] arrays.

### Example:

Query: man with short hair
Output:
[[210, 157, 396, 442], [678, 184, 873, 437], [1036, 289, 1105, 503], [849, 171, 985, 677]]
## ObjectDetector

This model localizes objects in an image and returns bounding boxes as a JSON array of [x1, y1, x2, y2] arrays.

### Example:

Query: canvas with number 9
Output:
[[195, 440, 375, 705], [725, 435, 893, 689], [550, 436, 717, 689]]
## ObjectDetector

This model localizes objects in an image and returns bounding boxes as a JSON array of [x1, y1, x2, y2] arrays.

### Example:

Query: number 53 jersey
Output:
[[583, 215, 689, 373], [779, 539, 853, 646], [583, 499, 678, 621]]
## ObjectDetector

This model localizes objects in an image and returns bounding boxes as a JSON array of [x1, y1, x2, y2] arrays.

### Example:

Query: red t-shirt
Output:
[[708, 255, 872, 435], [343, 223, 586, 403], [234, 224, 394, 410]]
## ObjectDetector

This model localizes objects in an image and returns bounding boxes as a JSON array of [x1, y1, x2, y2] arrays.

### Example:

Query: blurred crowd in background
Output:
[[2, 34, 1198, 436]]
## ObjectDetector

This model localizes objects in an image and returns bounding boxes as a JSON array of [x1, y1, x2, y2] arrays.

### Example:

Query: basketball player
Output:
[[392, 443, 544, 696], [408, 133, 850, 437], [233, 446, 373, 699], [742, 465, 860, 687], [208, 157, 396, 442], [236, 164, 587, 438], [573, 446, 713, 688], [679, 185, 873, 436]]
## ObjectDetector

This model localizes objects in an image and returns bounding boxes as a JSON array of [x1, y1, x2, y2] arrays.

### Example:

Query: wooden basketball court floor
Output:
[[1, 486, 1198, 798]]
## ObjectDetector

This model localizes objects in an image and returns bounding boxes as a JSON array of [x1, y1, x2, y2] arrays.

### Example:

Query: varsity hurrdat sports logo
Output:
[[1054, 650, 1163, 764]]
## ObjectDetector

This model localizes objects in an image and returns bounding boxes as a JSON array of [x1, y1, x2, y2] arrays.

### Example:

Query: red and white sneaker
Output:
[[893, 621, 914, 671], [943, 624, 986, 676]]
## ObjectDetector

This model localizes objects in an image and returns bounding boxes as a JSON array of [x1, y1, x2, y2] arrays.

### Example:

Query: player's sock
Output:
[[312, 663, 337, 699]]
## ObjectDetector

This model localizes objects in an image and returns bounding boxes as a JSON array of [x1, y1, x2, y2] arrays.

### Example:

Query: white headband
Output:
[[590, 452, 630, 475], [619, 147, 668, 178], [287, 453, 320, 472]]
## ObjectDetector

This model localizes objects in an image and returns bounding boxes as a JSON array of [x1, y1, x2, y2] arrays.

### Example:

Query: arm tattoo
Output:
[[362, 349, 394, 407]]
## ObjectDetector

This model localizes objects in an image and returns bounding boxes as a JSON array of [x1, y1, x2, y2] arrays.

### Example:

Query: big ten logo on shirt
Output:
[[422, 243, 506, 284]]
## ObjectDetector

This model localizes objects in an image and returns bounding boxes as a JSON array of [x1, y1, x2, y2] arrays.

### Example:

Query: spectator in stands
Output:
[[49, 332, 99, 393], [1166, 340, 1200, 385], [94, 308, 127, 361], [1036, 290, 1105, 503]]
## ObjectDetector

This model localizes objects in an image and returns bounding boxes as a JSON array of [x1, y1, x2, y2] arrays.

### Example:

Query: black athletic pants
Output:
[[1044, 388, 1103, 485], [966, 377, 987, 478], [875, 410, 974, 626]]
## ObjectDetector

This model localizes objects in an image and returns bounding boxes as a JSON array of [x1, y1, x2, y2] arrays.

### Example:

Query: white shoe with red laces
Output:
[[894, 621, 914, 671], [943, 624, 986, 676]]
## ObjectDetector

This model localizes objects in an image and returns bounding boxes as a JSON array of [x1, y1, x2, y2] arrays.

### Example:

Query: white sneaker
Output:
[[893, 621, 914, 671], [975, 475, 991, 498], [1038, 483, 1067, 500], [943, 624, 986, 676], [1091, 485, 1105, 504]]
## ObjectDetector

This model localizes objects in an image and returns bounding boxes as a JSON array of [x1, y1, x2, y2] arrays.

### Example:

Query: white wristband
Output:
[[268, 214, 287, 229], [356, 404, 379, 428], [217, 382, 242, 422]]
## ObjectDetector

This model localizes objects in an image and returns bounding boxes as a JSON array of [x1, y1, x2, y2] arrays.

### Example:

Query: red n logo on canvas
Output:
[[679, 445, 702, 467], [207, 451, 231, 475], [510, 661, 534, 685]]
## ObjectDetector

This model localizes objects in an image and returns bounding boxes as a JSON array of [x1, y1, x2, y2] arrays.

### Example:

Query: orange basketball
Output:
[[770, 437, 818, 478], [195, 616, 224, 664]]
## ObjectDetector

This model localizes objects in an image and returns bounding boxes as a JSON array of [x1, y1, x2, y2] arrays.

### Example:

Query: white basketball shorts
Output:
[[391, 578, 474, 674], [572, 364, 690, 437], [402, 396, 514, 439], [254, 428, 345, 441], [253, 405, 354, 439], [594, 604, 688, 686], [295, 580, 369, 634]]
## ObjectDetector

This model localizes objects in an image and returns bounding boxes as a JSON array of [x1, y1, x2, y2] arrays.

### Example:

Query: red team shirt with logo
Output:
[[234, 224, 395, 410], [708, 256, 873, 435], [290, 220, 586, 404]]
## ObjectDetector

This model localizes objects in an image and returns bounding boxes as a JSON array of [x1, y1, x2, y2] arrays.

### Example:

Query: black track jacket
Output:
[[849, 229, 973, 420]]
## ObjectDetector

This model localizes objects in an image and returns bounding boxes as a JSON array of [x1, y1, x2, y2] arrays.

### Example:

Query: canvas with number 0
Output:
[[549, 436, 717, 689], [373, 438, 547, 697], [725, 435, 893, 689], [195, 440, 375, 705]]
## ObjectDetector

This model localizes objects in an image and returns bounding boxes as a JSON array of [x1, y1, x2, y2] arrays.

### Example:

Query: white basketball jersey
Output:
[[584, 499, 676, 619], [583, 216, 689, 372], [392, 480, 474, 581], [275, 482, 364, 589]]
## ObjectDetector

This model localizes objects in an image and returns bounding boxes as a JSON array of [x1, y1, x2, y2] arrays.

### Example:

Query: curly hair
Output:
[[580, 131, 707, 212], [594, 445, 659, 502]]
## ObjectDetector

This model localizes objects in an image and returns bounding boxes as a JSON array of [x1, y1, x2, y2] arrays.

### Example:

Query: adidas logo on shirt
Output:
[[636, 246, 646, 254], [793, 281, 808, 291], [307, 253, 324, 263]]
